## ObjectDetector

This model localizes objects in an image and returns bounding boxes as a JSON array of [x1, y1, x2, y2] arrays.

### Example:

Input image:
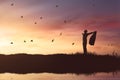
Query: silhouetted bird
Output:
[[56, 5, 59, 7], [111, 44, 113, 46], [11, 3, 14, 6], [108, 44, 113, 46], [31, 40, 33, 42], [21, 16, 23, 18], [11, 42, 13, 44], [40, 17, 43, 19], [72, 43, 75, 45], [34, 22, 37, 24], [52, 39, 54, 42], [64, 20, 67, 23], [24, 40, 26, 43], [59, 32, 62, 36]]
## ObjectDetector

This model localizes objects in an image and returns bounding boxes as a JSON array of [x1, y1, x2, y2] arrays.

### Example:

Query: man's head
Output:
[[84, 30, 88, 33]]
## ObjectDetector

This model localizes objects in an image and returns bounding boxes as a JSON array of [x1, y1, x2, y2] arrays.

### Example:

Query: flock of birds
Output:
[[10, 40, 33, 44], [9, 0, 97, 46], [10, 32, 75, 46]]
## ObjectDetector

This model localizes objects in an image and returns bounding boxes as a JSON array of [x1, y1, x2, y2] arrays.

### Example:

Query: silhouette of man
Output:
[[82, 30, 94, 55]]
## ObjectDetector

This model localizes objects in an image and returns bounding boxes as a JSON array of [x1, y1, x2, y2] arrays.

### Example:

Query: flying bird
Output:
[[34, 22, 37, 24], [108, 44, 113, 46], [56, 5, 59, 7], [72, 43, 75, 45], [11, 3, 14, 6], [31, 40, 33, 42], [52, 39, 55, 42], [64, 20, 67, 24], [24, 40, 26, 43], [21, 16, 23, 18], [10, 42, 13, 44], [59, 32, 62, 36], [40, 17, 43, 19]]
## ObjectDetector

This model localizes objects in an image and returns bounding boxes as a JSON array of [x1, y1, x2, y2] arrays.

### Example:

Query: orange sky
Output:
[[0, 0, 120, 55]]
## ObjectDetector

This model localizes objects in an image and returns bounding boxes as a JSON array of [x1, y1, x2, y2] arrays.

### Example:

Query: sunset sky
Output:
[[0, 0, 120, 55]]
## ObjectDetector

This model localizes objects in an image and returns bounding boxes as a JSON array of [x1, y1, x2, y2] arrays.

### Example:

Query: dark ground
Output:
[[0, 53, 120, 74]]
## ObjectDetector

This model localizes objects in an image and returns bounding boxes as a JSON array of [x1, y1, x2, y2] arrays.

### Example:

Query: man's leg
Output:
[[83, 44, 87, 55], [84, 45, 87, 55]]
